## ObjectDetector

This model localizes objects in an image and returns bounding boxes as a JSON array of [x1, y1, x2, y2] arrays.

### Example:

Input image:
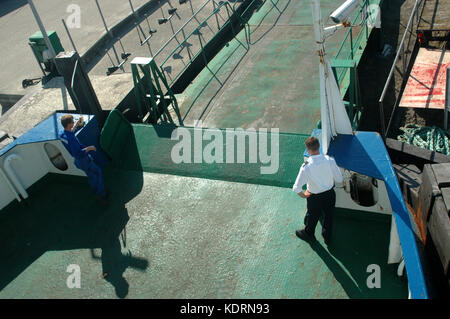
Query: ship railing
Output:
[[333, 0, 373, 89], [156, 0, 249, 87], [378, 0, 425, 139], [153, 0, 221, 61]]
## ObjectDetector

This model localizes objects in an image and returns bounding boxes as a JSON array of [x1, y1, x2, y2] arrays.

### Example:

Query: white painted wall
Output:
[[335, 168, 393, 215], [0, 140, 85, 211], [0, 167, 19, 208]]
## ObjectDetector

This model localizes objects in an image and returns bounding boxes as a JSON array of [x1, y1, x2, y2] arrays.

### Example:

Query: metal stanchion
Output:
[[94, 0, 120, 65], [158, 1, 178, 25], [62, 19, 78, 53], [62, 18, 89, 71], [27, 0, 57, 59], [188, 0, 194, 14], [128, 0, 157, 46], [94, 0, 130, 74], [27, 0, 61, 77], [445, 66, 450, 130]]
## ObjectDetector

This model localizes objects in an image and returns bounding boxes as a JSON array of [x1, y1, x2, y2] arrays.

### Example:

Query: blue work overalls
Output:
[[60, 129, 106, 197]]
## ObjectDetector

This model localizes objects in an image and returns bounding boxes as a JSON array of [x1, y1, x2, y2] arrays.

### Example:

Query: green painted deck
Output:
[[0, 0, 406, 299], [176, 0, 373, 133], [0, 170, 407, 298], [104, 120, 309, 188]]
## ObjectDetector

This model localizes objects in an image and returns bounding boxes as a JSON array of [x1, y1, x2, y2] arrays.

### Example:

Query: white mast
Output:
[[309, 0, 353, 154]]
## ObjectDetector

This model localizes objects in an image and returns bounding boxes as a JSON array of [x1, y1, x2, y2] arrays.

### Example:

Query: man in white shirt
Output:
[[292, 137, 343, 245]]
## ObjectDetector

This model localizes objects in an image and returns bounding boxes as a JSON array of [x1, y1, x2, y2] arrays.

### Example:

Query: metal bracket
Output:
[[158, 7, 178, 24]]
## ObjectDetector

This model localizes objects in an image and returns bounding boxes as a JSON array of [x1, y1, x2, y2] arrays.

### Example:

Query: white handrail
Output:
[[378, 0, 424, 138], [153, 0, 216, 59], [0, 166, 21, 202], [3, 154, 28, 200]]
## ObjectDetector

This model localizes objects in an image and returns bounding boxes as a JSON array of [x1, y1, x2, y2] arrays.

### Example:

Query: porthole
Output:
[[44, 143, 68, 171]]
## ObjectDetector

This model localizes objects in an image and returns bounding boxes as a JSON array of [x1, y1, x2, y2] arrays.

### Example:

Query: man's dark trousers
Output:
[[304, 188, 336, 240]]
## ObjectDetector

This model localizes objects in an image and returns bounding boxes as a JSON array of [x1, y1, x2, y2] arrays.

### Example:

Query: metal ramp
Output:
[[131, 57, 182, 124]]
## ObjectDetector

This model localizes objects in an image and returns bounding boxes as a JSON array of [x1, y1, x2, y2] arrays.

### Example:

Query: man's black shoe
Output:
[[295, 229, 316, 241]]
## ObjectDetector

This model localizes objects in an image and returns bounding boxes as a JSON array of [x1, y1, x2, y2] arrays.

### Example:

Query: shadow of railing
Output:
[[243, 0, 290, 45], [159, 0, 250, 88], [180, 31, 250, 122]]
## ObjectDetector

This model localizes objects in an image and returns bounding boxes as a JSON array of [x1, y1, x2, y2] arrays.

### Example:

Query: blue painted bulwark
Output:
[[0, 112, 109, 168], [328, 132, 429, 299], [75, 116, 109, 168]]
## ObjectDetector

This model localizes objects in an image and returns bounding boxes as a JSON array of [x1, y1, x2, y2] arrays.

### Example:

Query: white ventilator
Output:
[[310, 0, 353, 154]]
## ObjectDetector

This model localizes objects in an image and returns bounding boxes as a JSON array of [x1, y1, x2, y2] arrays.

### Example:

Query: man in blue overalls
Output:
[[59, 114, 108, 206]]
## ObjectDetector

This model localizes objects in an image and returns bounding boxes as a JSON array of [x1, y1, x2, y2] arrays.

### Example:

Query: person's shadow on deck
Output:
[[308, 240, 363, 298], [304, 214, 408, 299], [90, 235, 148, 299], [0, 168, 148, 299], [87, 173, 149, 298]]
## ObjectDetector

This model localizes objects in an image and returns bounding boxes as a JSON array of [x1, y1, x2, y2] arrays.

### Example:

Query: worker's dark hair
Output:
[[61, 115, 74, 129], [305, 136, 320, 152]]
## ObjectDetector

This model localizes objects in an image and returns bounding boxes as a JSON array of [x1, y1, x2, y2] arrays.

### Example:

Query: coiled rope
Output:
[[397, 124, 450, 156]]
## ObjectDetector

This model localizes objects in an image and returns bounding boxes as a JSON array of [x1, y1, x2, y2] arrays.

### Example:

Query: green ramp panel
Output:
[[99, 114, 309, 187], [100, 110, 142, 171]]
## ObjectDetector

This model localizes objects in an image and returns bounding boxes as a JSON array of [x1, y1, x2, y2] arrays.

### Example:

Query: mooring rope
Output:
[[397, 124, 450, 156]]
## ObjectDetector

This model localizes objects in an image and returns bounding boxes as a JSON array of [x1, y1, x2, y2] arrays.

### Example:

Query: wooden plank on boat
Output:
[[393, 163, 426, 242], [440, 187, 450, 215], [393, 163, 422, 211], [427, 196, 450, 276], [399, 48, 450, 109], [386, 138, 450, 163], [431, 163, 450, 188], [419, 164, 442, 239]]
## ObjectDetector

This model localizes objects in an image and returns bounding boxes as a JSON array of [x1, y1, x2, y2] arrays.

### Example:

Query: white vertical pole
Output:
[[62, 19, 78, 53], [309, 0, 353, 154], [445, 66, 450, 130], [310, 0, 331, 154], [94, 0, 122, 67], [27, 0, 57, 59]]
